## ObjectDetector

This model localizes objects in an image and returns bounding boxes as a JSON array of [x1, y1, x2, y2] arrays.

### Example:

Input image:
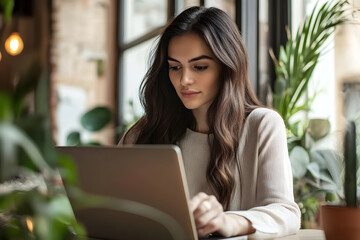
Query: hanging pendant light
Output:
[[5, 32, 24, 56]]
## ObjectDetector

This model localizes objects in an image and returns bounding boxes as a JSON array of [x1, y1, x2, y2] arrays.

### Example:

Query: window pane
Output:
[[292, 0, 336, 121], [124, 0, 167, 43], [123, 37, 158, 123], [55, 85, 89, 145], [177, 0, 200, 14], [258, 0, 269, 104], [205, 0, 235, 20], [183, 0, 200, 9]]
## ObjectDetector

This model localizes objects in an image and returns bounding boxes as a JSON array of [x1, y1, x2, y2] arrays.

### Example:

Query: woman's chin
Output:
[[182, 103, 199, 110]]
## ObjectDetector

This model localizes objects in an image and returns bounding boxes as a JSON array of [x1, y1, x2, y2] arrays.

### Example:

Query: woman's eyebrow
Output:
[[188, 55, 213, 62], [167, 57, 180, 63], [167, 55, 213, 63]]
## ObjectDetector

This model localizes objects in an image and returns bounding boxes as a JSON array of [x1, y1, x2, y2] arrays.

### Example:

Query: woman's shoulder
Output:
[[248, 107, 282, 121], [247, 107, 285, 128], [117, 124, 140, 145]]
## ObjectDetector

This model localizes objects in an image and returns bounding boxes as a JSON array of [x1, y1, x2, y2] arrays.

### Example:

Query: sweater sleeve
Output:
[[228, 109, 301, 239]]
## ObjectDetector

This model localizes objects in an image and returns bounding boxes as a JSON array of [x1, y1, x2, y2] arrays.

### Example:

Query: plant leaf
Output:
[[311, 149, 343, 194], [290, 146, 310, 179], [307, 162, 321, 179], [0, 123, 54, 180], [0, 91, 13, 121], [272, 0, 351, 127], [80, 106, 111, 132], [308, 119, 331, 141], [0, 0, 14, 22], [66, 131, 81, 146]]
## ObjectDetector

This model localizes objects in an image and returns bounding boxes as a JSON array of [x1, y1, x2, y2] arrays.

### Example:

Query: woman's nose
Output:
[[180, 69, 194, 86]]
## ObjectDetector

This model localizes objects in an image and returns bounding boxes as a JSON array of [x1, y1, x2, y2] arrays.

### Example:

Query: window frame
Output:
[[116, 0, 176, 139]]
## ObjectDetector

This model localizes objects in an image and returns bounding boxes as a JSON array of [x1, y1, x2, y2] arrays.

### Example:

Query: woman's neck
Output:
[[192, 107, 210, 134]]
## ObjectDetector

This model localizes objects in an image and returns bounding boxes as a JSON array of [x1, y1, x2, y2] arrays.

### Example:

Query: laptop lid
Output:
[[57, 145, 197, 240]]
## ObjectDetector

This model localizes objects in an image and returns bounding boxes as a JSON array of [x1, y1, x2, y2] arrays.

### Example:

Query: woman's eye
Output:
[[169, 66, 181, 71], [194, 66, 208, 71]]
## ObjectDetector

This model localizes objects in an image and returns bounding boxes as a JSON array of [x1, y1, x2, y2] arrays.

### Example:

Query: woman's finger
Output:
[[193, 195, 222, 218], [195, 204, 221, 228], [189, 192, 209, 212], [197, 215, 223, 237]]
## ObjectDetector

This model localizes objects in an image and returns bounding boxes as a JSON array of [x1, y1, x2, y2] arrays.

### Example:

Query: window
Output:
[[292, 0, 336, 129], [118, 0, 172, 133]]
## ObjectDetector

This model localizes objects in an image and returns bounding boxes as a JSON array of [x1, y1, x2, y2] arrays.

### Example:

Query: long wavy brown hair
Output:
[[123, 6, 261, 210]]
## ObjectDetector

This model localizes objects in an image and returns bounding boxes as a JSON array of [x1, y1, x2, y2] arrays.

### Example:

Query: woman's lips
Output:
[[181, 91, 200, 98]]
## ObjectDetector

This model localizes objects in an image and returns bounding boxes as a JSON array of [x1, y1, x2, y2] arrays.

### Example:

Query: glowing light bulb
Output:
[[5, 32, 24, 56], [0, 51, 2, 62], [26, 217, 33, 232]]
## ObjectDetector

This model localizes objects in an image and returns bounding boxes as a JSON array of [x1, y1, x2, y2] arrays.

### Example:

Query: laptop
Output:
[[57, 145, 248, 240]]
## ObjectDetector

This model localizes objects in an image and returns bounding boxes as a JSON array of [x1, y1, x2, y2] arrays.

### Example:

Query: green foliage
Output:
[[272, 0, 350, 135], [289, 119, 344, 228], [66, 106, 112, 146], [356, 115, 360, 186], [80, 106, 111, 132], [271, 0, 358, 228], [0, 0, 14, 22], [308, 119, 331, 141], [299, 196, 319, 229], [290, 146, 310, 179], [66, 132, 82, 146], [0, 57, 85, 239], [344, 121, 358, 207], [0, 92, 13, 121]]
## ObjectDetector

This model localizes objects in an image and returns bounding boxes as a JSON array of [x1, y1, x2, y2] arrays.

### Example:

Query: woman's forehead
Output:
[[167, 33, 215, 60]]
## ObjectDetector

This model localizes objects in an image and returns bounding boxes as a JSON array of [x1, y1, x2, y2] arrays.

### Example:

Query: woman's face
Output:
[[167, 33, 221, 113]]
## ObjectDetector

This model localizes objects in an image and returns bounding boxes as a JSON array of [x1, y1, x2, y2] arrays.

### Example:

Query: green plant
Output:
[[271, 0, 351, 136], [289, 119, 343, 228], [353, 114, 360, 189], [0, 61, 86, 238], [0, 0, 14, 23], [344, 121, 358, 207], [0, 4, 88, 238], [66, 106, 112, 146], [271, 0, 358, 228]]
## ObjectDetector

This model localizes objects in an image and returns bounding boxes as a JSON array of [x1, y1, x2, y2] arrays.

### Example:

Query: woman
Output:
[[119, 6, 300, 238]]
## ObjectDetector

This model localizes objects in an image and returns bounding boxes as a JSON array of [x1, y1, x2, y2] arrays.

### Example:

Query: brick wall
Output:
[[51, 0, 117, 145]]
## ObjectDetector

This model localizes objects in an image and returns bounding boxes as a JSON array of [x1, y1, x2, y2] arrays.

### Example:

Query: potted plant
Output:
[[289, 118, 343, 228], [320, 121, 360, 240], [271, 0, 352, 134], [270, 0, 358, 226]]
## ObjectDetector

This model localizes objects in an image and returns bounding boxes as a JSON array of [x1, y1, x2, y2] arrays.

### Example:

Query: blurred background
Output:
[[1, 0, 359, 146], [1, 0, 360, 232]]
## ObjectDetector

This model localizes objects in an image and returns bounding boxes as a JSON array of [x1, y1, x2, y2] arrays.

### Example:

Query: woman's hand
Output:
[[189, 192, 255, 238]]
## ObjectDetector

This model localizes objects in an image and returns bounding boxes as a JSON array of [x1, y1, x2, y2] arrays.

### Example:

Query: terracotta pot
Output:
[[320, 205, 360, 240]]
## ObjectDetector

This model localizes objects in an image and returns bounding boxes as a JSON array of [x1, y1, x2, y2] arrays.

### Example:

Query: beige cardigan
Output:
[[119, 108, 301, 239]]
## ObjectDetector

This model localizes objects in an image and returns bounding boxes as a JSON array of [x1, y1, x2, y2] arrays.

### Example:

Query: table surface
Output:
[[84, 229, 325, 240], [275, 229, 325, 240]]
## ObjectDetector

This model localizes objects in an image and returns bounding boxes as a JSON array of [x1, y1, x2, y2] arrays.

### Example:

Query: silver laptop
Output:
[[57, 145, 247, 240]]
